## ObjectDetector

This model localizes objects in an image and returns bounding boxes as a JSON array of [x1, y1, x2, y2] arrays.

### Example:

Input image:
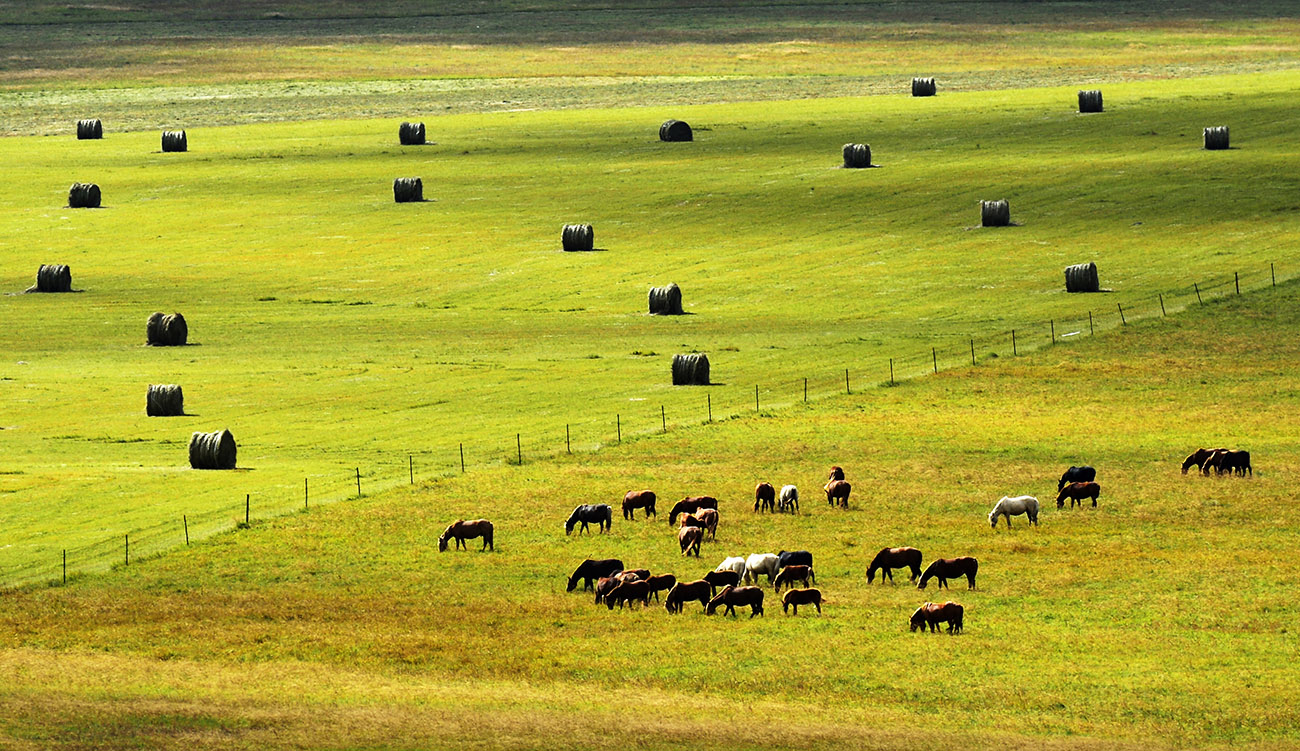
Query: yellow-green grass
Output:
[[3, 69, 1299, 580], [2, 278, 1298, 750]]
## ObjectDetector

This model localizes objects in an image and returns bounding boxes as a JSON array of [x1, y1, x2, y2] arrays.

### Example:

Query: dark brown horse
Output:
[[593, 576, 621, 604], [867, 547, 923, 584], [1057, 465, 1096, 491], [665, 580, 712, 613], [754, 482, 776, 513], [605, 580, 651, 610], [622, 490, 657, 520], [669, 496, 719, 525], [705, 585, 765, 617], [567, 558, 624, 592], [1056, 481, 1101, 509], [782, 588, 822, 615], [678, 525, 703, 557], [438, 519, 494, 551], [1222, 450, 1252, 476], [703, 569, 741, 594], [773, 564, 815, 592], [910, 601, 964, 633], [828, 465, 845, 482], [1183, 447, 1228, 474], [644, 574, 677, 602], [824, 479, 851, 508], [917, 557, 978, 590]]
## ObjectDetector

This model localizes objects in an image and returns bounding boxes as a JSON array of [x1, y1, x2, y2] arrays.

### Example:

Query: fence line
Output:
[[0, 264, 1286, 591]]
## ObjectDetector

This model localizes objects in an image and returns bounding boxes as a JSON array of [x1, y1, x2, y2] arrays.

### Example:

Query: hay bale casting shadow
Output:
[[399, 122, 426, 145], [842, 143, 872, 168], [911, 77, 936, 97], [672, 353, 710, 385], [1204, 126, 1230, 150], [161, 130, 187, 152], [147, 312, 188, 346], [189, 428, 236, 469], [660, 119, 693, 142], [648, 283, 684, 315], [1078, 90, 1103, 113], [981, 199, 1011, 227], [393, 177, 423, 202], [68, 182, 101, 208], [26, 264, 72, 293], [77, 119, 102, 140], [562, 223, 594, 252], [1065, 262, 1100, 293], [147, 384, 184, 416]]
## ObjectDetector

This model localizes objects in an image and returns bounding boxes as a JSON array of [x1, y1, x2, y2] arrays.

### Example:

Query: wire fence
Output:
[[0, 263, 1285, 591]]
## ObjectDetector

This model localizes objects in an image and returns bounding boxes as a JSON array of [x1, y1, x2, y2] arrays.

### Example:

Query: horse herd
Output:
[[1182, 447, 1252, 476]]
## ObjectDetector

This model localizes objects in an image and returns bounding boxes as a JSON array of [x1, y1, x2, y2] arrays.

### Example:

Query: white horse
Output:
[[779, 485, 799, 513], [715, 556, 746, 576], [743, 553, 780, 583], [989, 495, 1039, 529]]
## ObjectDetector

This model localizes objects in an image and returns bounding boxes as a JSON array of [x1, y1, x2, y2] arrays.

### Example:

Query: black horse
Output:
[[777, 550, 813, 569], [567, 558, 624, 592], [1057, 465, 1096, 491], [565, 504, 613, 535]]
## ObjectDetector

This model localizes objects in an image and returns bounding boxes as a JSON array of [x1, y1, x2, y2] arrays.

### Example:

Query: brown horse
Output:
[[669, 496, 719, 525], [782, 588, 822, 615], [438, 519, 494, 551], [1183, 447, 1228, 474], [1222, 450, 1253, 476], [622, 490, 657, 520], [828, 465, 845, 482], [1201, 449, 1232, 475], [605, 580, 651, 610], [754, 482, 776, 513], [665, 580, 712, 613], [678, 525, 703, 557], [705, 585, 765, 617], [1056, 481, 1101, 509], [703, 569, 741, 594], [773, 564, 815, 592], [644, 574, 677, 602], [824, 479, 851, 508], [693, 508, 719, 540], [593, 576, 621, 604], [917, 557, 978, 590], [867, 547, 923, 584], [910, 601, 964, 633]]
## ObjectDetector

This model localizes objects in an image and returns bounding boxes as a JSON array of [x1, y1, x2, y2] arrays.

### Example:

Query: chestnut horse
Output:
[[669, 496, 718, 525], [665, 580, 713, 613], [754, 482, 776, 513], [828, 466, 845, 482], [593, 576, 621, 604], [918, 557, 978, 590], [1056, 481, 1100, 508], [867, 547, 923, 584], [824, 479, 851, 508], [622, 490, 657, 520], [679, 525, 703, 557], [1182, 447, 1228, 474], [644, 574, 677, 602], [605, 580, 651, 610], [438, 519, 494, 552], [567, 558, 624, 592], [703, 569, 741, 594], [693, 508, 719, 540], [782, 588, 822, 615], [910, 601, 964, 633], [773, 564, 815, 592], [705, 585, 765, 617]]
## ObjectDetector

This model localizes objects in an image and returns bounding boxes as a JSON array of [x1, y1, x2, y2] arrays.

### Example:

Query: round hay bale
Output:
[[393, 177, 423, 203], [842, 143, 872, 168], [671, 353, 710, 386], [648, 283, 683, 315], [161, 130, 187, 152], [68, 182, 101, 209], [189, 428, 236, 470], [561, 223, 594, 252], [77, 119, 102, 140], [1077, 90, 1103, 113], [911, 77, 936, 97], [1204, 126, 1229, 150], [659, 119, 693, 142], [28, 264, 72, 293], [981, 199, 1010, 227], [146, 311, 188, 346], [1064, 262, 1100, 293], [399, 122, 426, 145], [146, 384, 184, 416]]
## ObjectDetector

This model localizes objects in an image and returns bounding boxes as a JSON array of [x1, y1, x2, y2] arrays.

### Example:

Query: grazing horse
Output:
[[616, 569, 650, 583], [565, 504, 612, 535], [910, 601, 964, 633], [773, 564, 815, 592], [743, 553, 780, 584], [828, 465, 845, 482], [918, 557, 978, 590], [782, 588, 822, 615], [1182, 447, 1228, 474], [605, 580, 651, 610], [779, 485, 799, 513], [669, 496, 719, 525], [693, 508, 719, 540], [665, 580, 712, 613], [1056, 482, 1100, 509], [867, 547, 923, 584], [754, 482, 776, 513], [703, 569, 741, 594], [715, 556, 746, 577], [989, 495, 1039, 529], [567, 558, 624, 592], [679, 525, 703, 557], [438, 519, 494, 552], [705, 585, 765, 617], [1057, 465, 1096, 491], [1223, 450, 1253, 476], [644, 574, 677, 602], [593, 576, 621, 604], [622, 490, 657, 520], [824, 480, 851, 508], [777, 550, 812, 569], [1202, 448, 1231, 475]]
